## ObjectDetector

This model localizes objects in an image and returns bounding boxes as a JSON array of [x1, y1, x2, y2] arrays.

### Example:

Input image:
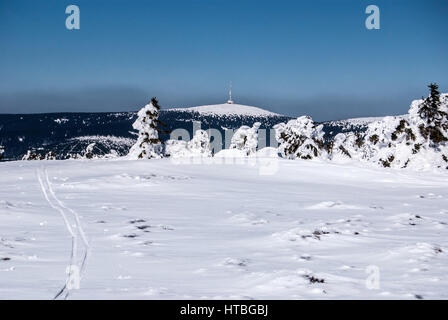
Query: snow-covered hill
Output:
[[170, 103, 281, 117], [1, 158, 447, 299]]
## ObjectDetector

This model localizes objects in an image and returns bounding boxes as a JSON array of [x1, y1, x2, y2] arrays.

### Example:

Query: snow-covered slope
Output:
[[1, 158, 447, 299], [170, 103, 280, 117]]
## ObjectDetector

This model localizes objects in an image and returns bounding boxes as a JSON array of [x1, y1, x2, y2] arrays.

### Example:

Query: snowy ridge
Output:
[[327, 115, 408, 129], [69, 135, 135, 145], [169, 103, 281, 117]]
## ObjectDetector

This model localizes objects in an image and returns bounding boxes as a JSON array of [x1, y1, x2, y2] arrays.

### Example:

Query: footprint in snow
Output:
[[0, 238, 14, 249], [157, 225, 174, 231], [123, 234, 139, 239], [306, 201, 360, 210], [13, 237, 27, 242], [369, 205, 384, 210], [418, 193, 442, 199], [130, 220, 158, 233], [265, 210, 281, 216], [387, 213, 424, 226], [304, 274, 325, 284], [300, 254, 312, 261], [129, 219, 146, 224], [229, 213, 269, 225], [0, 200, 15, 209], [273, 228, 331, 242], [136, 225, 152, 231], [221, 258, 249, 268]]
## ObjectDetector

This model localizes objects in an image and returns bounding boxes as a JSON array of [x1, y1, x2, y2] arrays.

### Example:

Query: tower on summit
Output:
[[227, 81, 234, 104]]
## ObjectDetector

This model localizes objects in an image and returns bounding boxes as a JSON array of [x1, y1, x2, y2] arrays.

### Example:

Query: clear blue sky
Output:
[[0, 0, 447, 120]]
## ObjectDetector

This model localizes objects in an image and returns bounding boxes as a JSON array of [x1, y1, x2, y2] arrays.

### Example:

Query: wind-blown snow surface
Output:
[[1, 159, 448, 299], [170, 103, 280, 117]]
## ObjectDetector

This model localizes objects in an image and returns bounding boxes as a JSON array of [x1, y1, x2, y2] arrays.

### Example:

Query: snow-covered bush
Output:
[[229, 122, 261, 156], [274, 116, 326, 160], [369, 86, 447, 169], [84, 143, 96, 159], [339, 84, 448, 169], [22, 150, 56, 160], [330, 132, 365, 161], [0, 146, 4, 160], [44, 151, 56, 160], [188, 130, 212, 157], [165, 140, 189, 158], [165, 130, 212, 158], [22, 150, 35, 160], [361, 116, 413, 168], [66, 143, 99, 160], [128, 98, 165, 159]]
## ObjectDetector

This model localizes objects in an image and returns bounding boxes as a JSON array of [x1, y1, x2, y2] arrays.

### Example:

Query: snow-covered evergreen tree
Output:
[[274, 116, 326, 160], [413, 83, 448, 144], [22, 150, 41, 160], [128, 98, 166, 159], [229, 122, 261, 156], [0, 146, 4, 160]]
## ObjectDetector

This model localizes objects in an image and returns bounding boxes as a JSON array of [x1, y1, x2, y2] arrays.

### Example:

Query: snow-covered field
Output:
[[1, 158, 447, 299]]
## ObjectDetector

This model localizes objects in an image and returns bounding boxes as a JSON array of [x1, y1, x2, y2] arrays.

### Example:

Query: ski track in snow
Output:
[[1, 159, 447, 299], [36, 167, 90, 299]]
